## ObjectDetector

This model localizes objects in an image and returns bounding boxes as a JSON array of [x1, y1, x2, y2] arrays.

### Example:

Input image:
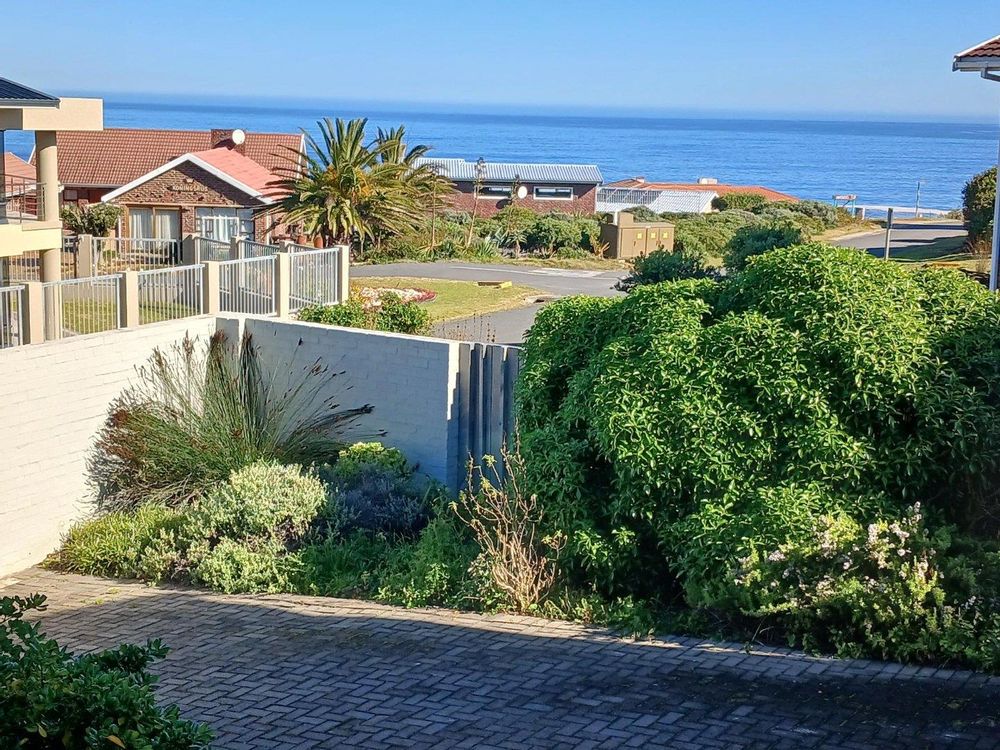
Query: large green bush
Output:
[[962, 166, 996, 246], [710, 191, 769, 212], [723, 222, 805, 272], [617, 246, 718, 290], [0, 594, 212, 748], [518, 244, 1000, 622]]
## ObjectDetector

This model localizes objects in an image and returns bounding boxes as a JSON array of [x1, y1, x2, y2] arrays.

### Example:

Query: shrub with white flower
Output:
[[733, 506, 950, 661]]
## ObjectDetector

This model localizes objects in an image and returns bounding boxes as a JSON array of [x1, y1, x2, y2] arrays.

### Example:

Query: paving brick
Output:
[[3, 568, 999, 749]]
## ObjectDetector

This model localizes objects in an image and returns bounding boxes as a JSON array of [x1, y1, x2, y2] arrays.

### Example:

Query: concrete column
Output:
[[35, 131, 59, 224], [35, 131, 62, 283], [230, 235, 243, 261], [202, 261, 221, 315], [22, 281, 46, 344], [120, 270, 140, 328], [336, 243, 350, 303], [275, 251, 291, 318]]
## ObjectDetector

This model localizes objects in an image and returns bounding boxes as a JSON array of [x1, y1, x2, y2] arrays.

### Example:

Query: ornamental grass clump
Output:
[[89, 330, 373, 512]]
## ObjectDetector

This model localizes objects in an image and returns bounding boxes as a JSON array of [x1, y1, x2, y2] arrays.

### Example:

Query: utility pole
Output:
[[915, 180, 923, 218], [883, 208, 894, 261]]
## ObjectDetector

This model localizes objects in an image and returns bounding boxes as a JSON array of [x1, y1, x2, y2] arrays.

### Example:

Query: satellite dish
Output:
[[231, 129, 247, 146], [516, 185, 528, 199]]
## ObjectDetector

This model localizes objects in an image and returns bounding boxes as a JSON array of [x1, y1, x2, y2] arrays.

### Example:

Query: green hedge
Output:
[[963, 166, 996, 247], [517, 243, 1000, 668]]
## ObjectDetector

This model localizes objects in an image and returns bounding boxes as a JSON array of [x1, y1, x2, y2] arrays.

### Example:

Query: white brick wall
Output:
[[0, 317, 219, 577], [0, 315, 467, 578]]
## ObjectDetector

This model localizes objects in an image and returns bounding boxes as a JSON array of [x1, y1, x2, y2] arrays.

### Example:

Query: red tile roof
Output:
[[189, 148, 285, 199], [955, 34, 1000, 61], [3, 152, 34, 183], [43, 128, 302, 187], [606, 177, 798, 202]]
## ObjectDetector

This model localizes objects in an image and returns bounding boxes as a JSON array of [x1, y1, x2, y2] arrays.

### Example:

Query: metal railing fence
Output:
[[219, 256, 276, 315], [95, 237, 181, 272], [289, 247, 342, 309], [137, 265, 204, 325], [41, 275, 121, 339], [195, 236, 232, 263], [0, 284, 24, 348]]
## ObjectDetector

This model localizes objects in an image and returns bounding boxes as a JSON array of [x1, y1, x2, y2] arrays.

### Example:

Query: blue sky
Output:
[[5, 1, 1000, 120]]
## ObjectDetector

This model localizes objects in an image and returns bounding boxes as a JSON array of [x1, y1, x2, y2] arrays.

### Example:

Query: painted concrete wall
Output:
[[0, 315, 481, 578], [0, 316, 218, 577], [236, 316, 465, 489]]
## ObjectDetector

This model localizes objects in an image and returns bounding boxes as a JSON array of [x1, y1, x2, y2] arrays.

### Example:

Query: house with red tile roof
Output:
[[953, 34, 1000, 289], [598, 176, 797, 214], [39, 127, 302, 243]]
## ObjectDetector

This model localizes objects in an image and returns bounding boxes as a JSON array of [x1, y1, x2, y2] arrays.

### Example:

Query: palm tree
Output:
[[274, 118, 438, 254]]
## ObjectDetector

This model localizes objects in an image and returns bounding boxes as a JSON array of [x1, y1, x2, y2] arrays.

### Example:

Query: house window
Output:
[[128, 207, 180, 241], [533, 186, 574, 201], [480, 185, 512, 198], [196, 207, 254, 242]]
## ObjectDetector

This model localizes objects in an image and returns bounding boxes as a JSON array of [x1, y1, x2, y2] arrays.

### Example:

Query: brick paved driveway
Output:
[[3, 568, 999, 749]]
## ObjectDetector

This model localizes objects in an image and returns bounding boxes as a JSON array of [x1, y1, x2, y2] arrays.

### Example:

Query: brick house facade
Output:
[[110, 160, 278, 240], [416, 158, 603, 217], [444, 180, 598, 217]]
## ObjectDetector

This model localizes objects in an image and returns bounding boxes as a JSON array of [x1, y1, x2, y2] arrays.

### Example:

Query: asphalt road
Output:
[[354, 261, 625, 344], [832, 220, 967, 254], [354, 224, 968, 345]]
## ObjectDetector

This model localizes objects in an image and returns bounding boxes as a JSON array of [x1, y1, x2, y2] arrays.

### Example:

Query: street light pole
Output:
[[915, 180, 922, 218]]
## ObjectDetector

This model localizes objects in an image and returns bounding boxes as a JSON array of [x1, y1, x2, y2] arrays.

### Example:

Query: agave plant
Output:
[[89, 330, 375, 512]]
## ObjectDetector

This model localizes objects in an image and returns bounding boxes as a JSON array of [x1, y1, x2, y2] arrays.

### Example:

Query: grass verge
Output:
[[353, 277, 543, 322]]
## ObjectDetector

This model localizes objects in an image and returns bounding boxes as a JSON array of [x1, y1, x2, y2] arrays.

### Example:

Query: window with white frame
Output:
[[533, 186, 574, 201], [480, 184, 512, 198], [196, 207, 255, 242]]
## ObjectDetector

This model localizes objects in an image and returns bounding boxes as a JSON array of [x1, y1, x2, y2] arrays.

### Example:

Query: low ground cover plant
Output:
[[0, 593, 212, 748], [298, 291, 432, 335], [57, 443, 559, 616]]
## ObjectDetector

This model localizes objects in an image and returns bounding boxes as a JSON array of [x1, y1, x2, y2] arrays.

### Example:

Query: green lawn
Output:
[[887, 235, 976, 270], [353, 277, 543, 322], [60, 300, 198, 335]]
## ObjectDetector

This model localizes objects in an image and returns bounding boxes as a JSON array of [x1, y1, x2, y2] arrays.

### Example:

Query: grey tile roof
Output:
[[0, 77, 58, 106], [416, 157, 602, 185]]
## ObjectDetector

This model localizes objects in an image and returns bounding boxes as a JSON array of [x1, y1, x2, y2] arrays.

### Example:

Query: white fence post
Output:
[[230, 236, 242, 262], [336, 244, 350, 303], [120, 271, 140, 328], [203, 261, 221, 315], [275, 252, 291, 318], [22, 281, 45, 344]]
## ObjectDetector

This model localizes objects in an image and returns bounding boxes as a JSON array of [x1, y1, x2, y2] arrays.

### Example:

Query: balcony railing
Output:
[[0, 176, 44, 223]]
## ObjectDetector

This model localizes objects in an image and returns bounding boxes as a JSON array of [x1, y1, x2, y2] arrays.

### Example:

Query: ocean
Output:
[[6, 97, 998, 210]]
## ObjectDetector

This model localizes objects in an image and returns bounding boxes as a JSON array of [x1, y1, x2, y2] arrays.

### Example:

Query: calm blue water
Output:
[[6, 98, 998, 209]]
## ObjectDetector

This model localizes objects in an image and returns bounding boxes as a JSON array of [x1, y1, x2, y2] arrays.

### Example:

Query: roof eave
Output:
[[0, 98, 60, 109], [953, 58, 1000, 72]]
